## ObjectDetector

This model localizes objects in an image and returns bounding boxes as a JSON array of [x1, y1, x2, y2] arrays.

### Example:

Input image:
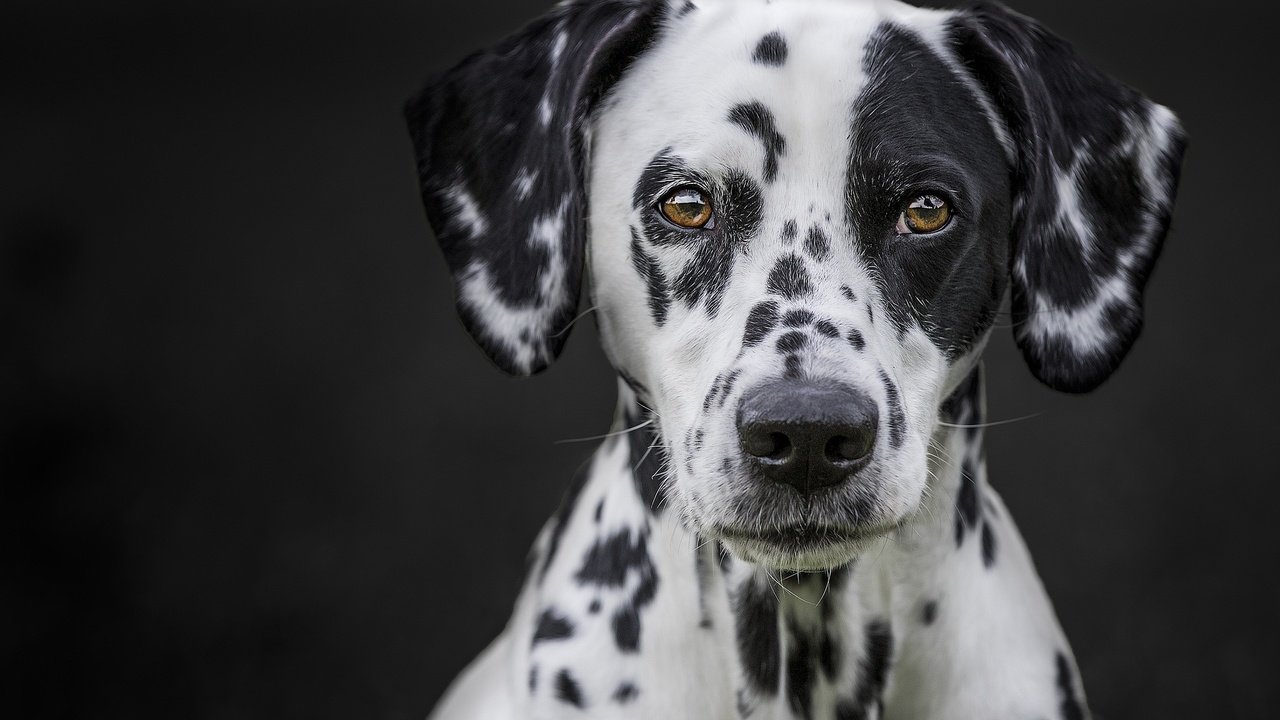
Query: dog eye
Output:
[[659, 187, 715, 230], [896, 195, 951, 235]]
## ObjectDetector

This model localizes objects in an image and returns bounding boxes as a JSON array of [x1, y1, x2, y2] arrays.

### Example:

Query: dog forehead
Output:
[[597, 0, 956, 180]]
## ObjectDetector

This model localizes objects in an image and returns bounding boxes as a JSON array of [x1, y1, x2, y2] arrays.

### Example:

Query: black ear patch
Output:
[[405, 1, 664, 375], [948, 2, 1186, 392]]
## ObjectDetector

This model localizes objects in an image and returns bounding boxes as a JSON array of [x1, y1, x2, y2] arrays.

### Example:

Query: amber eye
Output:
[[897, 194, 952, 234], [659, 187, 715, 230]]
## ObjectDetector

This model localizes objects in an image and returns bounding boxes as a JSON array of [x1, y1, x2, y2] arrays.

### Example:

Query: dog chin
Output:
[[716, 523, 899, 572]]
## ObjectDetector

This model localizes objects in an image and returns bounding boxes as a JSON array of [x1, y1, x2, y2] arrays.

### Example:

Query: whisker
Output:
[[554, 418, 654, 444], [547, 305, 599, 338], [938, 412, 1042, 430]]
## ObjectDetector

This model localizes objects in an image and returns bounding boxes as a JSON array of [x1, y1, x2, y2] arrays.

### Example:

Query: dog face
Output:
[[406, 0, 1185, 570]]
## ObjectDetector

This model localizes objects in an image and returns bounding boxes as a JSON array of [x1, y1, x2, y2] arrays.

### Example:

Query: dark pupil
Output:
[[669, 192, 706, 220]]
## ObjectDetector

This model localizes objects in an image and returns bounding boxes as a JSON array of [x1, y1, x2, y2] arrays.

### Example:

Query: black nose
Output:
[[737, 379, 879, 495]]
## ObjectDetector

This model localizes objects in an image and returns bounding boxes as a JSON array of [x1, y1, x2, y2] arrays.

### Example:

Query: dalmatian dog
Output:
[[405, 0, 1185, 717]]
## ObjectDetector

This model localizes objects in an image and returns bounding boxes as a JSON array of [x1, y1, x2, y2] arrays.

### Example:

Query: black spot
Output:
[[735, 579, 780, 694], [554, 668, 584, 708], [954, 457, 980, 546], [1056, 652, 1087, 720], [612, 604, 641, 651], [814, 320, 840, 338], [804, 225, 831, 261], [677, 0, 696, 17], [921, 600, 938, 625], [618, 367, 651, 405], [838, 618, 894, 720], [630, 228, 671, 325], [752, 31, 788, 66], [720, 370, 743, 407], [782, 219, 798, 243], [820, 632, 841, 680], [532, 608, 574, 644], [785, 619, 815, 719], [529, 665, 538, 692], [767, 254, 812, 299], [782, 309, 814, 327], [588, 599, 601, 614], [840, 285, 857, 302], [613, 682, 640, 704], [981, 521, 997, 568], [776, 330, 808, 355], [744, 300, 782, 347], [716, 541, 733, 573], [784, 354, 803, 379], [729, 101, 787, 182], [576, 527, 659, 653], [594, 498, 604, 523], [847, 328, 866, 352], [626, 405, 668, 513], [878, 369, 906, 449]]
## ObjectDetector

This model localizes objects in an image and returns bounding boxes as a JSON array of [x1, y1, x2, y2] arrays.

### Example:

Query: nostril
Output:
[[744, 429, 793, 461], [825, 432, 873, 464]]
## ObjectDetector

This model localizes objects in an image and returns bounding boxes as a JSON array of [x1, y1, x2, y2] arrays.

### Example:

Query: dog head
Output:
[[406, 0, 1185, 570]]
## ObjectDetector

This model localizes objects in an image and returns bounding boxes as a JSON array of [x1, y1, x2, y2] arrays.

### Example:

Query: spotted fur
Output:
[[408, 1, 1184, 717]]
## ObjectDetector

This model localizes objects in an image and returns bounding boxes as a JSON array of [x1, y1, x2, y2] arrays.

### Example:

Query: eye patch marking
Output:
[[813, 320, 840, 339], [804, 225, 830, 261], [743, 301, 781, 347], [878, 369, 906, 449], [630, 229, 671, 325], [781, 219, 798, 244], [782, 309, 814, 327], [752, 31, 788, 66], [847, 328, 866, 352], [766, 254, 813, 299], [776, 330, 808, 355], [673, 239, 734, 316], [728, 101, 786, 183]]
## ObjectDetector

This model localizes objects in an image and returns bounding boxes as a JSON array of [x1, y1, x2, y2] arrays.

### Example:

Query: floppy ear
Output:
[[405, 1, 664, 375], [947, 2, 1187, 393]]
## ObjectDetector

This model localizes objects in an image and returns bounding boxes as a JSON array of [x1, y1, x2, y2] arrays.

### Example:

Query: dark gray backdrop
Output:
[[4, 0, 1278, 717]]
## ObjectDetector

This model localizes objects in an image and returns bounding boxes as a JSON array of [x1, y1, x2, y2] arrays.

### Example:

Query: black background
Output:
[[4, 0, 1278, 717]]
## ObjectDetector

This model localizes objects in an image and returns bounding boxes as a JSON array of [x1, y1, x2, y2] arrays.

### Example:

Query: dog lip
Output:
[[717, 523, 885, 548]]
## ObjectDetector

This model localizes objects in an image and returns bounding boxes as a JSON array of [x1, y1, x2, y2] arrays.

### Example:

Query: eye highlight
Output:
[[659, 186, 715, 230], [896, 194, 952, 235]]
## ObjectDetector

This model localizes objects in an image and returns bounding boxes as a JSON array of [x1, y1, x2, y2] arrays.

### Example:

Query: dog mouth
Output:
[[714, 521, 903, 570]]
